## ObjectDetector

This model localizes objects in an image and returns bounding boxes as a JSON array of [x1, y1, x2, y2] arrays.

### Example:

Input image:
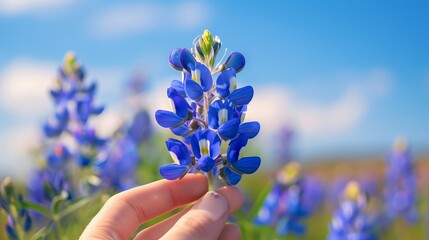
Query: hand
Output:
[[80, 174, 243, 240]]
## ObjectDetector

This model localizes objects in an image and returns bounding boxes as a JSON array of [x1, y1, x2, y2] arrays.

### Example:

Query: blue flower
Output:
[[328, 181, 378, 240], [208, 100, 240, 139], [96, 137, 140, 191], [170, 48, 213, 101], [158, 30, 260, 186], [73, 127, 107, 147], [224, 52, 246, 73], [217, 134, 260, 185], [76, 85, 104, 123], [216, 68, 254, 107], [46, 144, 71, 170], [383, 138, 418, 225], [127, 110, 153, 144], [253, 162, 322, 236], [155, 87, 193, 128], [159, 138, 193, 180], [191, 130, 221, 172]]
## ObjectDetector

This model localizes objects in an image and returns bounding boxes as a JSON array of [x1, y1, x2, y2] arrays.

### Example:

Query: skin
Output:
[[80, 174, 243, 240]]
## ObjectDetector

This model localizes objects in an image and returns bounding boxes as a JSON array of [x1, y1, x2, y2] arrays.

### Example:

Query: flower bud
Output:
[[1, 177, 15, 203]]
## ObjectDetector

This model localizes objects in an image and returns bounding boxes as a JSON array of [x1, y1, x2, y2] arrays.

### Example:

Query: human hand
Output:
[[80, 174, 243, 240]]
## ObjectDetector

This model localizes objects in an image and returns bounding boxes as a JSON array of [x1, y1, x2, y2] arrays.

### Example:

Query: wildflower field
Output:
[[0, 38, 428, 238], [1, 1, 428, 239]]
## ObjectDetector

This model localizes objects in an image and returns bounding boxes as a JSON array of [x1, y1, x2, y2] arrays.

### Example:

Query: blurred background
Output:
[[0, 0, 428, 239], [1, 0, 428, 178]]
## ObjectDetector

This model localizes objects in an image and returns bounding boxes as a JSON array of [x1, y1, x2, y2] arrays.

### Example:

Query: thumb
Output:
[[160, 191, 229, 240]]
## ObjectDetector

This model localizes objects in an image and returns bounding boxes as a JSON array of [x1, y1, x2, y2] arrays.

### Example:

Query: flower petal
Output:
[[91, 105, 105, 115], [227, 134, 248, 163], [159, 164, 188, 180], [216, 68, 235, 98], [238, 121, 260, 139], [169, 48, 184, 71], [231, 156, 261, 174], [180, 48, 196, 72], [184, 79, 203, 101], [167, 87, 191, 118], [229, 86, 254, 106], [220, 166, 242, 185], [197, 155, 214, 172], [170, 79, 186, 97], [170, 124, 189, 136], [225, 52, 245, 73], [190, 131, 202, 158], [155, 110, 183, 128], [218, 118, 240, 140], [205, 130, 221, 158], [195, 62, 213, 91], [166, 138, 191, 165]]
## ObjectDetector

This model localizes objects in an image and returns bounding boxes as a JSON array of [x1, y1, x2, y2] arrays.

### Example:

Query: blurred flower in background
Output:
[[327, 181, 378, 240], [383, 138, 419, 225], [254, 162, 323, 236]]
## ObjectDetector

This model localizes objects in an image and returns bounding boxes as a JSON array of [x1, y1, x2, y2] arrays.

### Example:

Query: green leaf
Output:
[[58, 196, 93, 219], [22, 202, 51, 218], [29, 226, 49, 240]]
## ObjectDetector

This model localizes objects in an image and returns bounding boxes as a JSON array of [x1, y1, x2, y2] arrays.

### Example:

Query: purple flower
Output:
[[157, 30, 261, 186], [328, 181, 378, 240], [96, 137, 140, 191], [253, 162, 322, 236], [383, 138, 418, 225], [159, 138, 193, 180]]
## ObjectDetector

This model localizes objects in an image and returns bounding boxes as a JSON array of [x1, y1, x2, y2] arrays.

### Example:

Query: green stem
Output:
[[9, 205, 26, 240], [53, 215, 64, 240], [208, 171, 215, 191]]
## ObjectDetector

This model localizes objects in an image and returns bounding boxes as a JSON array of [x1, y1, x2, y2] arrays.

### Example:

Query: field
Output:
[[1, 149, 428, 239]]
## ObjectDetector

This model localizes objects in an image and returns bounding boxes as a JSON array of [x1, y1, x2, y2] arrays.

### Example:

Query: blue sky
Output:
[[0, 0, 428, 176]]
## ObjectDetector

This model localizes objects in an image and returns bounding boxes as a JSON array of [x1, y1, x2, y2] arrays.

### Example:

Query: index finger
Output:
[[80, 174, 208, 240]]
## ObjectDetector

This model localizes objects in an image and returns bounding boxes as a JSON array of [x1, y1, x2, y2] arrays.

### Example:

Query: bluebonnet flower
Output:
[[127, 110, 153, 144], [27, 168, 72, 207], [156, 30, 260, 186], [1, 178, 32, 240], [29, 52, 109, 206], [383, 138, 418, 224], [328, 181, 378, 240], [95, 135, 140, 192], [253, 162, 323, 236]]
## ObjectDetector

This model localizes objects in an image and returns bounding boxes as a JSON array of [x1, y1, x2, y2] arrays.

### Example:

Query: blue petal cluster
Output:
[[29, 52, 109, 205], [155, 30, 261, 185], [328, 181, 378, 240], [253, 162, 323, 236], [383, 139, 418, 224], [43, 52, 107, 169]]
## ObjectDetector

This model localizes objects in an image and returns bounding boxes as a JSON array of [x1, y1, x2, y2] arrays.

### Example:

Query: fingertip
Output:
[[218, 223, 241, 240], [216, 186, 243, 214], [171, 173, 209, 198]]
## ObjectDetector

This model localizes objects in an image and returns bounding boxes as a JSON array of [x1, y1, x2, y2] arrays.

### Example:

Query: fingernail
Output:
[[194, 191, 228, 221]]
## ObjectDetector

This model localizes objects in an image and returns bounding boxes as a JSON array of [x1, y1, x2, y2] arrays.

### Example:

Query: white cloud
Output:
[[0, 58, 56, 118], [246, 69, 393, 137], [91, 1, 210, 38], [0, 0, 73, 16], [0, 126, 39, 180]]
